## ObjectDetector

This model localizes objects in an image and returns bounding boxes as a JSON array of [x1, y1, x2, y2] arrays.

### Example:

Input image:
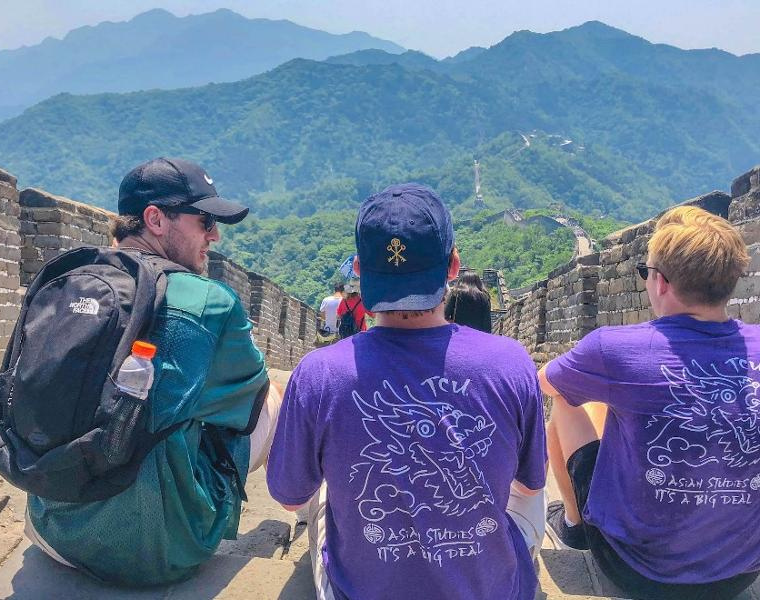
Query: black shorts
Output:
[[567, 441, 759, 600]]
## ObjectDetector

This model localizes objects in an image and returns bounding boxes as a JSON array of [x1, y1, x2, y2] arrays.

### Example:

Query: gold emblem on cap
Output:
[[387, 238, 406, 267]]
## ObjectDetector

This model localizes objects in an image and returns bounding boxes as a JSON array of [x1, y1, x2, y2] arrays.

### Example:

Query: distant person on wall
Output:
[[336, 281, 373, 337], [540, 206, 760, 600], [24, 158, 282, 586], [267, 183, 546, 600], [319, 282, 345, 335], [444, 271, 492, 333]]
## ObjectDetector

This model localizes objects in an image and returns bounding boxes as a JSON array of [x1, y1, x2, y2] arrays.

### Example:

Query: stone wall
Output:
[[249, 273, 317, 371], [0, 170, 316, 371], [543, 255, 599, 358], [502, 168, 760, 365], [728, 166, 760, 323], [516, 281, 547, 363], [208, 251, 252, 316], [0, 170, 22, 366], [19, 188, 113, 285]]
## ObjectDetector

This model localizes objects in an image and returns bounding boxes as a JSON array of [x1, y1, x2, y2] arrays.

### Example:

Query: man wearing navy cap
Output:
[[267, 183, 546, 600], [25, 158, 281, 585]]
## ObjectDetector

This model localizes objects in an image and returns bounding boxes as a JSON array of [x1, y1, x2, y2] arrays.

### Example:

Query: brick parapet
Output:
[[516, 281, 547, 363], [247, 272, 317, 370], [544, 257, 600, 361], [0, 170, 22, 366], [19, 188, 113, 285], [0, 171, 315, 370], [208, 251, 252, 316], [727, 166, 760, 323]]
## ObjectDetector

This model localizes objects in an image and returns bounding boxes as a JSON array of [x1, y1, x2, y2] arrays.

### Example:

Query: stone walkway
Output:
[[0, 369, 758, 598], [0, 468, 631, 600]]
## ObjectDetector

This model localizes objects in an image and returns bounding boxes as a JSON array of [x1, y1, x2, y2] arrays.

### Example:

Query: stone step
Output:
[[0, 539, 314, 600]]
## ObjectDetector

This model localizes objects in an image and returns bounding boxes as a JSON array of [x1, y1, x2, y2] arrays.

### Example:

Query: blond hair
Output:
[[648, 206, 749, 305]]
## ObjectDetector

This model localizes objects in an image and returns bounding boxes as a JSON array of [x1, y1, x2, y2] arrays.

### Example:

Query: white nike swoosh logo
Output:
[[204, 174, 213, 185]]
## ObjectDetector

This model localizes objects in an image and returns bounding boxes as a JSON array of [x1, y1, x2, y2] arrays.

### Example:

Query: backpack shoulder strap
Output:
[[120, 251, 189, 336]]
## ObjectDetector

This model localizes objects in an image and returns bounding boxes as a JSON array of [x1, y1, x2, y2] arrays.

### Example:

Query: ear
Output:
[[655, 271, 670, 297], [353, 255, 361, 276], [142, 206, 168, 236], [447, 248, 461, 281]]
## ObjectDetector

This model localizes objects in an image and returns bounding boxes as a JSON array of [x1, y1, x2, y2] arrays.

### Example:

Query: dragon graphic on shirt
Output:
[[646, 360, 760, 468], [349, 380, 496, 521]]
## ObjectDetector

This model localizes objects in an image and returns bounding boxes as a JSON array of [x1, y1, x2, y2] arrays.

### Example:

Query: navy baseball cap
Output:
[[355, 183, 454, 312], [118, 157, 249, 224]]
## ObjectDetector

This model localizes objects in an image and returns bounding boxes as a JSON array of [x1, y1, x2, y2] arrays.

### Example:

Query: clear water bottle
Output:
[[116, 341, 156, 400]]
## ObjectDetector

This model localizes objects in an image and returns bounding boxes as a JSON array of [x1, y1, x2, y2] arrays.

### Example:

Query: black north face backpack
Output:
[[0, 247, 190, 502]]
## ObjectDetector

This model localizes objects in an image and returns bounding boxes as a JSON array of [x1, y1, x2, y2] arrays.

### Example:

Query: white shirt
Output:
[[320, 295, 342, 333]]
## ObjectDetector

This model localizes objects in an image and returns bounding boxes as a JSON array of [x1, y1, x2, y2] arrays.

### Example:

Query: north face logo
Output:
[[69, 297, 100, 315]]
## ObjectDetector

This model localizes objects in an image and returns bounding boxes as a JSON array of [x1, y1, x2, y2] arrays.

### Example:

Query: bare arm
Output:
[[538, 362, 560, 398]]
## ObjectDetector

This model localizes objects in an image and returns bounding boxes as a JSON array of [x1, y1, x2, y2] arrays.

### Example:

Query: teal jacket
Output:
[[28, 272, 268, 586]]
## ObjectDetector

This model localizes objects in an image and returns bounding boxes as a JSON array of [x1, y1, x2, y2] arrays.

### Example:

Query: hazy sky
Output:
[[1, 0, 758, 58]]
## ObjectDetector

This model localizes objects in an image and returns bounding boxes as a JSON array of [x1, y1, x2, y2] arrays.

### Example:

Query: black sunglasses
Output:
[[636, 262, 669, 283], [161, 207, 217, 232]]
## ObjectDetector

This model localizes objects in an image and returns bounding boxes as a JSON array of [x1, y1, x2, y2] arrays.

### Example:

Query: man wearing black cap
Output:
[[112, 156, 249, 273], [25, 158, 280, 585], [267, 183, 546, 600]]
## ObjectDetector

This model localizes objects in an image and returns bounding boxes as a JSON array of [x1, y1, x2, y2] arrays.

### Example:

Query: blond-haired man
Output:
[[539, 206, 760, 599]]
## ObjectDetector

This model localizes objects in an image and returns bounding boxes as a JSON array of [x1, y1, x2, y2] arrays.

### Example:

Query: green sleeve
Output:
[[194, 287, 268, 429], [150, 273, 268, 431]]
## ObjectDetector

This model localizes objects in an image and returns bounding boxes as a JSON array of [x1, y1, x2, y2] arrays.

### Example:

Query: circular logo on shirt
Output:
[[475, 517, 498, 537], [363, 523, 385, 544], [750, 475, 760, 491], [646, 468, 666, 486]]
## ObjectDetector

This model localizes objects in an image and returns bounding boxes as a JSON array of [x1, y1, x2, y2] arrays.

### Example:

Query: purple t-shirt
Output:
[[546, 314, 760, 583], [267, 324, 546, 600]]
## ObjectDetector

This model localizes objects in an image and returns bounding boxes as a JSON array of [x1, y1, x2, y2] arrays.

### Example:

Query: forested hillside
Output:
[[218, 209, 623, 306], [1, 21, 757, 224], [1, 20, 756, 304]]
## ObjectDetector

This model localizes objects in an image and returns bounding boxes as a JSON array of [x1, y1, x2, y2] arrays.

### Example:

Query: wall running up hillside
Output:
[[495, 166, 760, 365], [0, 168, 316, 370]]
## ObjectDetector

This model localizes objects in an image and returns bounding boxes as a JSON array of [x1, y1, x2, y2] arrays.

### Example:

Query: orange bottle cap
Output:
[[131, 340, 157, 359]]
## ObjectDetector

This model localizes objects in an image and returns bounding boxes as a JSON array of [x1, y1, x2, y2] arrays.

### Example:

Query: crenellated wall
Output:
[[19, 188, 113, 286], [248, 273, 317, 370], [0, 171, 316, 371], [543, 255, 599, 360], [0, 170, 22, 367], [727, 166, 760, 323], [501, 167, 760, 364]]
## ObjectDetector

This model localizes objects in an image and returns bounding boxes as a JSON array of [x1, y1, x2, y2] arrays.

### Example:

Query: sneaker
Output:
[[546, 500, 589, 550]]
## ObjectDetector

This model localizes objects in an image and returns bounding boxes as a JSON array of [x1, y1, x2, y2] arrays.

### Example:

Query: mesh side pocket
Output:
[[102, 394, 146, 466]]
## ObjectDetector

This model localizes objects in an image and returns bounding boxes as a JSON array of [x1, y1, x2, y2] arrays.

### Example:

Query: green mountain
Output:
[[1, 21, 756, 224], [0, 8, 404, 121], [1, 20, 758, 304]]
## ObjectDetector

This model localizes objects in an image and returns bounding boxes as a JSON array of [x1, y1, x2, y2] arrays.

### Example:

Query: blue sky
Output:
[[1, 0, 758, 58]]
